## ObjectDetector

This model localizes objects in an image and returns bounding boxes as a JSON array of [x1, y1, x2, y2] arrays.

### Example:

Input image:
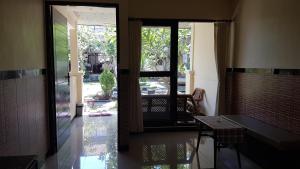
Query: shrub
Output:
[[99, 69, 115, 97]]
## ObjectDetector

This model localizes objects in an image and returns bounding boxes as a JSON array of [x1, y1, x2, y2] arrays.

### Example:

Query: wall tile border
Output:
[[0, 69, 46, 80], [226, 68, 300, 75]]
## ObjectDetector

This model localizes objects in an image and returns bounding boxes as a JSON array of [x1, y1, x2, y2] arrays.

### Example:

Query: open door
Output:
[[52, 7, 71, 150]]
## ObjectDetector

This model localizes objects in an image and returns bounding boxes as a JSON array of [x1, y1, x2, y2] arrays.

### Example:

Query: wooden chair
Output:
[[187, 88, 205, 116]]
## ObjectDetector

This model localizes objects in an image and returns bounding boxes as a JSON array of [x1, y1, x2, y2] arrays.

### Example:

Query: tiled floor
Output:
[[41, 115, 262, 169]]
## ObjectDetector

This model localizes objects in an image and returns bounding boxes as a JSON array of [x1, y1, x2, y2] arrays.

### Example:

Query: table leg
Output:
[[235, 144, 241, 168], [214, 139, 217, 169], [196, 150, 201, 169], [196, 130, 201, 151], [196, 124, 202, 151]]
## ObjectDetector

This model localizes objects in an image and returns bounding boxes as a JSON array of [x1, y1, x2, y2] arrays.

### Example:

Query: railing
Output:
[[141, 94, 194, 123]]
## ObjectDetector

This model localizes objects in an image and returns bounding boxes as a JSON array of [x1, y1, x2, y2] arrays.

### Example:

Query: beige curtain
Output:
[[129, 20, 143, 133], [214, 22, 230, 115]]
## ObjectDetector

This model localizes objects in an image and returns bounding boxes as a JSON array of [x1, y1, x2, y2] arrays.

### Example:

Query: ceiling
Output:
[[54, 6, 116, 26]]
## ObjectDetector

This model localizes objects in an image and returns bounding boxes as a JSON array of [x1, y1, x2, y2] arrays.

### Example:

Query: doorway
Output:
[[45, 2, 120, 155], [140, 20, 178, 127], [140, 21, 217, 128]]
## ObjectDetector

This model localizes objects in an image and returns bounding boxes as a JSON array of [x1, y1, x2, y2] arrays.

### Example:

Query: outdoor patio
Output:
[[83, 82, 117, 116]]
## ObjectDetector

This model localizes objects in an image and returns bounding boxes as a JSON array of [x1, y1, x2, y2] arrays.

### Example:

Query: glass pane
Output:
[[140, 77, 170, 95], [141, 26, 171, 71], [178, 23, 192, 94]]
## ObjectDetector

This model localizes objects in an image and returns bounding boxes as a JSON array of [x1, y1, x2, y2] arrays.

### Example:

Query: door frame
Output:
[[140, 20, 179, 126], [45, 1, 120, 155]]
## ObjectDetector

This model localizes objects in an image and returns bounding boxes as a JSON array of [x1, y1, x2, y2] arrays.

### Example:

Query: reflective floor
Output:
[[42, 115, 262, 169]]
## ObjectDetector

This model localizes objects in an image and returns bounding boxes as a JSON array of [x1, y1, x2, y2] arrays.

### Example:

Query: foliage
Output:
[[99, 69, 116, 97], [77, 25, 117, 73], [141, 27, 171, 71], [178, 28, 192, 72], [141, 27, 191, 72], [103, 27, 117, 60]]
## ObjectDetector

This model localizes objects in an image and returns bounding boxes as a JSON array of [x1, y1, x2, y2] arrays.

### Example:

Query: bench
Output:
[[223, 115, 300, 168], [223, 115, 300, 151]]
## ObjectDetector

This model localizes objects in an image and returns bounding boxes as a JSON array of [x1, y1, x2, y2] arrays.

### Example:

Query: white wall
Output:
[[192, 23, 218, 116], [233, 0, 300, 68], [128, 0, 238, 20], [0, 0, 46, 70]]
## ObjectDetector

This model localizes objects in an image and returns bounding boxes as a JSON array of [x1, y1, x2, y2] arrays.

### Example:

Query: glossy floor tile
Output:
[[42, 115, 262, 169]]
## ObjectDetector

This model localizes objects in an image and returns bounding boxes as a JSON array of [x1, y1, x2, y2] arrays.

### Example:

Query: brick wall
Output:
[[225, 72, 300, 135]]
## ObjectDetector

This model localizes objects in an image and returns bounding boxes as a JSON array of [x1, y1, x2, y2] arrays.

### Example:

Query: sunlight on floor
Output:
[[83, 82, 117, 116]]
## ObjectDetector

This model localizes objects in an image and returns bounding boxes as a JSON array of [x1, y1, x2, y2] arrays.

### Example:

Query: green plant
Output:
[[178, 63, 186, 74], [99, 69, 115, 97], [141, 27, 191, 71]]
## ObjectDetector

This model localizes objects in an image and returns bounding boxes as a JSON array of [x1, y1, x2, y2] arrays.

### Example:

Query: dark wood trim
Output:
[[170, 22, 178, 124], [119, 69, 130, 75], [45, 1, 121, 155], [115, 4, 122, 152], [45, 0, 118, 7], [0, 69, 46, 80], [140, 20, 179, 127], [129, 17, 232, 23], [45, 3, 57, 156], [273, 69, 300, 75], [140, 71, 171, 77], [226, 68, 300, 75], [143, 19, 179, 26], [118, 144, 129, 151]]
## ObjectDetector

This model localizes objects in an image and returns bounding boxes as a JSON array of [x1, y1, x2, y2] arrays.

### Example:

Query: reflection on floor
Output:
[[42, 115, 262, 169]]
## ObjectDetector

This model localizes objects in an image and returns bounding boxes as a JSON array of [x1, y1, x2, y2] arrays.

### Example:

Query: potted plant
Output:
[[99, 69, 115, 99]]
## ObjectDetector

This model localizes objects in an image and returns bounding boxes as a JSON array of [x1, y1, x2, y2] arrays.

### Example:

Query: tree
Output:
[[178, 28, 191, 73], [141, 27, 171, 71], [77, 25, 117, 74], [141, 27, 191, 73]]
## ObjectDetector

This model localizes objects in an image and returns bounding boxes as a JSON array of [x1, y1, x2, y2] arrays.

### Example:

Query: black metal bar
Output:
[[170, 21, 178, 124]]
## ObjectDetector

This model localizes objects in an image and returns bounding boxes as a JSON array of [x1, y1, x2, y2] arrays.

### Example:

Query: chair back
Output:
[[192, 88, 205, 103]]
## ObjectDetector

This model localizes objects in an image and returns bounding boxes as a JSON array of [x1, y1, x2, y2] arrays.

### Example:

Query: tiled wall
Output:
[[225, 72, 300, 135], [0, 75, 48, 158]]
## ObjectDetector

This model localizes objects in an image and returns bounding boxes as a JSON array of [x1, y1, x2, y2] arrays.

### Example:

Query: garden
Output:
[[78, 24, 191, 103]]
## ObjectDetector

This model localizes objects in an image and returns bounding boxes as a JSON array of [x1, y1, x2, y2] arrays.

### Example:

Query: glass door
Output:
[[140, 21, 178, 127]]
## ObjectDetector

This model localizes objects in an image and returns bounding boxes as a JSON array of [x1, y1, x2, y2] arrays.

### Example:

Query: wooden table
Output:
[[194, 116, 245, 169]]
